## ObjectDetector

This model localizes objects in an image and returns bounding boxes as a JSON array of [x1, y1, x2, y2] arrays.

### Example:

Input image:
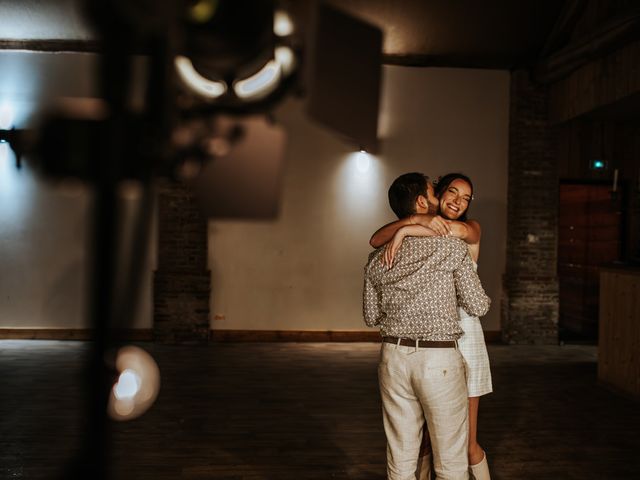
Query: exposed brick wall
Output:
[[154, 181, 210, 344], [503, 70, 559, 344]]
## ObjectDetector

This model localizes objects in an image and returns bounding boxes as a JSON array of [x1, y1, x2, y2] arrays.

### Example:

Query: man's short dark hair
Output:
[[388, 172, 430, 219]]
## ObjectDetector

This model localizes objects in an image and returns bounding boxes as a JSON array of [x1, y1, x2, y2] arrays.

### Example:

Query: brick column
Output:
[[502, 70, 559, 344], [153, 181, 210, 344]]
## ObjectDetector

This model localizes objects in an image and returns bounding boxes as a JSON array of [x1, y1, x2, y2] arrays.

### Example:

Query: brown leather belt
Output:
[[383, 336, 457, 348]]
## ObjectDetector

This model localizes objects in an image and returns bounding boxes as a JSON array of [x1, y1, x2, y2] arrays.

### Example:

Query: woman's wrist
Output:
[[448, 222, 466, 239], [396, 225, 411, 238]]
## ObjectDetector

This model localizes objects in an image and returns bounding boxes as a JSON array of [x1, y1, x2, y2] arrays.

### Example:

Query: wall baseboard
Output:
[[0, 329, 153, 341], [210, 330, 381, 342], [0, 328, 504, 344]]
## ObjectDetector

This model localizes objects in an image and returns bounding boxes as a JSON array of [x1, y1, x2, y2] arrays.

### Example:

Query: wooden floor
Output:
[[1, 341, 639, 479]]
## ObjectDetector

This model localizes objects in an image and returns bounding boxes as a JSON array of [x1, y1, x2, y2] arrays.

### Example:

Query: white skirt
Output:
[[457, 309, 493, 397]]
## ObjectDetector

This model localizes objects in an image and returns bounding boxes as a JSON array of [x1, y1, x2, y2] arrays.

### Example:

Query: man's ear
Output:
[[415, 195, 429, 212]]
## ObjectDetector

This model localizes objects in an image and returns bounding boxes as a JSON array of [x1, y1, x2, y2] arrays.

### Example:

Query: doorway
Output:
[[558, 182, 625, 343]]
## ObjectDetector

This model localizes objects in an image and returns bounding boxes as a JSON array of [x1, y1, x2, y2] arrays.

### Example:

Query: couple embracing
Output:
[[363, 172, 492, 480]]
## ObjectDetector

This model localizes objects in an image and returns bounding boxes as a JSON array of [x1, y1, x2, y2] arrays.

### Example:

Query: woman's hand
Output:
[[382, 229, 407, 269], [411, 214, 451, 236], [446, 219, 481, 244], [381, 224, 440, 268], [448, 221, 466, 239]]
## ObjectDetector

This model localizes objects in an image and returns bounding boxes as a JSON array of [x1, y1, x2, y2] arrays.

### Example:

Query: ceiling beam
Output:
[[548, 39, 640, 124], [0, 39, 100, 52], [535, 11, 640, 84], [538, 0, 587, 59]]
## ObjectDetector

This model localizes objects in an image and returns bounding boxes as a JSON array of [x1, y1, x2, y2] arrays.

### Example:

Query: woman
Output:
[[369, 173, 492, 480]]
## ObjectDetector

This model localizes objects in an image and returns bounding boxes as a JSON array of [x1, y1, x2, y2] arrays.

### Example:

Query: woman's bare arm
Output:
[[382, 224, 437, 268], [370, 213, 450, 248], [447, 219, 481, 245], [370, 217, 413, 248], [382, 220, 482, 268]]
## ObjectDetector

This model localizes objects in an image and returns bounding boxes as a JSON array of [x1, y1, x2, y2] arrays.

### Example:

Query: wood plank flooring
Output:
[[1, 341, 638, 479]]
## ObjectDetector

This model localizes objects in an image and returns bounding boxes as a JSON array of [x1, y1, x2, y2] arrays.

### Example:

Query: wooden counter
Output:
[[598, 266, 640, 398]]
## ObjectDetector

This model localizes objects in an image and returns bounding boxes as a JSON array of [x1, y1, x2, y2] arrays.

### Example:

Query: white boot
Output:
[[469, 452, 490, 480], [416, 453, 432, 480]]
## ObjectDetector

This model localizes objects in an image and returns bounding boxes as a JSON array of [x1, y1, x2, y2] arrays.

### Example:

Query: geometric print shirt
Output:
[[363, 236, 490, 341]]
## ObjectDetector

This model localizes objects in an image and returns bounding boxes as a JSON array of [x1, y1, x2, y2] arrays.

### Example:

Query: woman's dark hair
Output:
[[388, 172, 430, 219], [434, 173, 474, 221]]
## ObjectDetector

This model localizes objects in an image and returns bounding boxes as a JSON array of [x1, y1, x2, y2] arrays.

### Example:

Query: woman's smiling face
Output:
[[439, 178, 473, 220]]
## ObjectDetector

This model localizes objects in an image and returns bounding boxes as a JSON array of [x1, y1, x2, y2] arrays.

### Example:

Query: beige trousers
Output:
[[378, 342, 469, 480]]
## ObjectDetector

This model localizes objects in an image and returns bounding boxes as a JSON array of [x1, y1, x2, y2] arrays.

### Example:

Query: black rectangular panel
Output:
[[305, 3, 383, 152]]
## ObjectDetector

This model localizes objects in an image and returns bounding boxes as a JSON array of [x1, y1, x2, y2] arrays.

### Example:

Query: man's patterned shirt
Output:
[[363, 237, 490, 341]]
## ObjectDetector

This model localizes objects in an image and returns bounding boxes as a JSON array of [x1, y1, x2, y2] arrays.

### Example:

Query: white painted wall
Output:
[[210, 66, 509, 332], [0, 143, 154, 328], [0, 144, 91, 328], [0, 0, 94, 41], [0, 66, 507, 332], [0, 50, 154, 330]]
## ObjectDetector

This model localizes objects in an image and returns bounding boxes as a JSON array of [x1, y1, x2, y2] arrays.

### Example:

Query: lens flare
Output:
[[114, 398, 135, 416], [108, 346, 160, 421], [233, 60, 281, 100], [113, 369, 141, 399], [175, 56, 227, 99], [275, 46, 295, 76], [274, 10, 294, 37]]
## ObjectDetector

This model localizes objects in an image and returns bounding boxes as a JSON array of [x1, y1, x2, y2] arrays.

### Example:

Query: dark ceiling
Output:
[[323, 0, 567, 69], [0, 0, 567, 70], [0, 0, 571, 128]]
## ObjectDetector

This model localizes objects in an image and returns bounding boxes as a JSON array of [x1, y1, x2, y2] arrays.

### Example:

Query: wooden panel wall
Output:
[[598, 269, 640, 398], [548, 40, 640, 124]]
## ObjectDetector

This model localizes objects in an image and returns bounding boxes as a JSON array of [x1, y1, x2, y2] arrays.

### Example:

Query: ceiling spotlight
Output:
[[108, 346, 160, 421], [273, 10, 294, 37], [175, 56, 227, 99], [233, 59, 281, 100]]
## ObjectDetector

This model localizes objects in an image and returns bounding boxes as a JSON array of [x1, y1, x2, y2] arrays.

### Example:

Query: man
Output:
[[363, 172, 490, 480]]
